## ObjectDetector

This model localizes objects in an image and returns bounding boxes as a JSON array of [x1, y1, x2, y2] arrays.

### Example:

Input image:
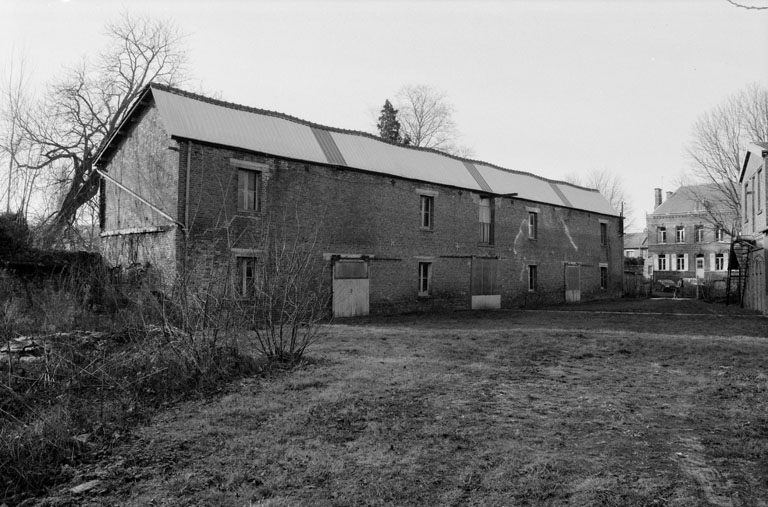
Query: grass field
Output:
[[29, 300, 768, 506]]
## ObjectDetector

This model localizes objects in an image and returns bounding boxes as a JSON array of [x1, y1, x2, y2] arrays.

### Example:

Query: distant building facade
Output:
[[623, 231, 648, 259], [646, 185, 735, 286], [739, 142, 768, 314]]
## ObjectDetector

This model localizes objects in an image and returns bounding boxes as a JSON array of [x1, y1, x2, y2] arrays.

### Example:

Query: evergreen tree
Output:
[[377, 99, 403, 144]]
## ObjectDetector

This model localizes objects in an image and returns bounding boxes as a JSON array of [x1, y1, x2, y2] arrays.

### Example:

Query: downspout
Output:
[[185, 140, 191, 236]]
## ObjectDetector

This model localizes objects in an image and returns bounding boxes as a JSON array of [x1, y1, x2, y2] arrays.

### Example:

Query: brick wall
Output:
[[179, 142, 622, 313], [646, 215, 732, 277]]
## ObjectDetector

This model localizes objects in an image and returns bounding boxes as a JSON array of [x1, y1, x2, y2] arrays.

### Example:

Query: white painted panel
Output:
[[333, 279, 369, 317], [471, 295, 501, 310]]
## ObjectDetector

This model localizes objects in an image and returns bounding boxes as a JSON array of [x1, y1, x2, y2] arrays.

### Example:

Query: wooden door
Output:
[[332, 259, 370, 317], [471, 257, 500, 309], [565, 263, 580, 303]]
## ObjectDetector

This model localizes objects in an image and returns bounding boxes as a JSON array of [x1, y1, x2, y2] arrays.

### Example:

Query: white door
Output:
[[695, 256, 705, 279], [332, 259, 370, 317], [565, 263, 580, 303]]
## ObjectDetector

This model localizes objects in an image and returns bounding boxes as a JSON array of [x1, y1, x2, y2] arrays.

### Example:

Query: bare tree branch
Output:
[[15, 12, 188, 243], [686, 83, 768, 234], [565, 168, 634, 230], [725, 0, 768, 10], [395, 84, 474, 157]]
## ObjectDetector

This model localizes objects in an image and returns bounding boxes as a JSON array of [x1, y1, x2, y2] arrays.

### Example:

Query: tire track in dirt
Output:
[[677, 436, 734, 507]]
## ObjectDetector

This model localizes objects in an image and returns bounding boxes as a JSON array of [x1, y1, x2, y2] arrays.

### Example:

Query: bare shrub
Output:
[[236, 217, 332, 364]]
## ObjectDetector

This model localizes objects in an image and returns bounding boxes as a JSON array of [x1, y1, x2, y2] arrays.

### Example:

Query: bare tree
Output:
[[0, 51, 33, 215], [19, 13, 187, 241], [686, 83, 768, 234], [565, 168, 634, 230], [395, 84, 473, 157], [725, 0, 768, 10]]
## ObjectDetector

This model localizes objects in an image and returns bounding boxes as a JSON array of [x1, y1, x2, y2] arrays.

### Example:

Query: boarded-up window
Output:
[[471, 257, 499, 296], [334, 260, 368, 279]]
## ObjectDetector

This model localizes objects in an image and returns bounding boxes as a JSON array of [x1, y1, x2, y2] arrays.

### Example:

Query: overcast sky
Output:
[[2, 0, 767, 231]]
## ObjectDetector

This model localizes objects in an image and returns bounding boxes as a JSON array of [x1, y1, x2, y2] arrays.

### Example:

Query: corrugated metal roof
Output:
[[145, 84, 617, 216], [311, 127, 347, 166], [153, 88, 328, 165], [463, 162, 493, 193], [556, 183, 617, 215]]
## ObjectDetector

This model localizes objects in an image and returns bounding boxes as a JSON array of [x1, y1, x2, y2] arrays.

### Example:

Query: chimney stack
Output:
[[666, 191, 673, 201], [654, 188, 662, 209]]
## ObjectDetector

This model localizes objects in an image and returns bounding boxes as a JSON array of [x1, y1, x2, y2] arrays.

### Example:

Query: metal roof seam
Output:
[[149, 83, 602, 194]]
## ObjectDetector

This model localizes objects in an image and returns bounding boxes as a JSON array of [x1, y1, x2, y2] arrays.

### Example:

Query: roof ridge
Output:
[[149, 83, 602, 194]]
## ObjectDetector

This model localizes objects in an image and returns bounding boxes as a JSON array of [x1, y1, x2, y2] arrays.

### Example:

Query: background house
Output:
[[94, 84, 623, 316], [646, 185, 734, 293], [739, 142, 768, 314], [623, 231, 648, 260]]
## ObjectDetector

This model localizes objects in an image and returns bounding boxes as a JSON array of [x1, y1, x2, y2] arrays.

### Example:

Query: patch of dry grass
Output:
[[32, 305, 768, 507]]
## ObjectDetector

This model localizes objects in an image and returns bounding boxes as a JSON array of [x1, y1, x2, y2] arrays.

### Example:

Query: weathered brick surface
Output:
[[101, 103, 622, 314], [178, 141, 622, 313]]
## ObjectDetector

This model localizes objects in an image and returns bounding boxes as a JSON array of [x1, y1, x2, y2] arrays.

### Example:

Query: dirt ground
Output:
[[23, 298, 768, 507]]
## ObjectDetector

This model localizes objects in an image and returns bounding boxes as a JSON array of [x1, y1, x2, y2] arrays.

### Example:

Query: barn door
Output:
[[332, 259, 370, 317], [565, 263, 581, 303], [471, 257, 500, 309]]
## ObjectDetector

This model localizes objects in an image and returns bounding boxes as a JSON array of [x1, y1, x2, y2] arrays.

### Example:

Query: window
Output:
[[528, 265, 538, 291], [695, 225, 704, 243], [237, 169, 260, 211], [420, 195, 434, 230], [418, 262, 432, 296], [745, 182, 750, 222], [758, 169, 763, 213], [600, 266, 608, 289], [236, 257, 258, 296], [657, 226, 666, 244], [715, 253, 725, 271], [657, 254, 667, 271], [676, 255, 686, 271], [528, 212, 538, 239], [479, 197, 493, 244], [675, 226, 685, 243], [716, 227, 725, 242], [600, 222, 608, 246]]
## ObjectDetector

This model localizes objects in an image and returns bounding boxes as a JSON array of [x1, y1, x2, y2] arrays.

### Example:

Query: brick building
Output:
[[739, 142, 768, 314], [646, 185, 735, 288], [94, 84, 622, 316]]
